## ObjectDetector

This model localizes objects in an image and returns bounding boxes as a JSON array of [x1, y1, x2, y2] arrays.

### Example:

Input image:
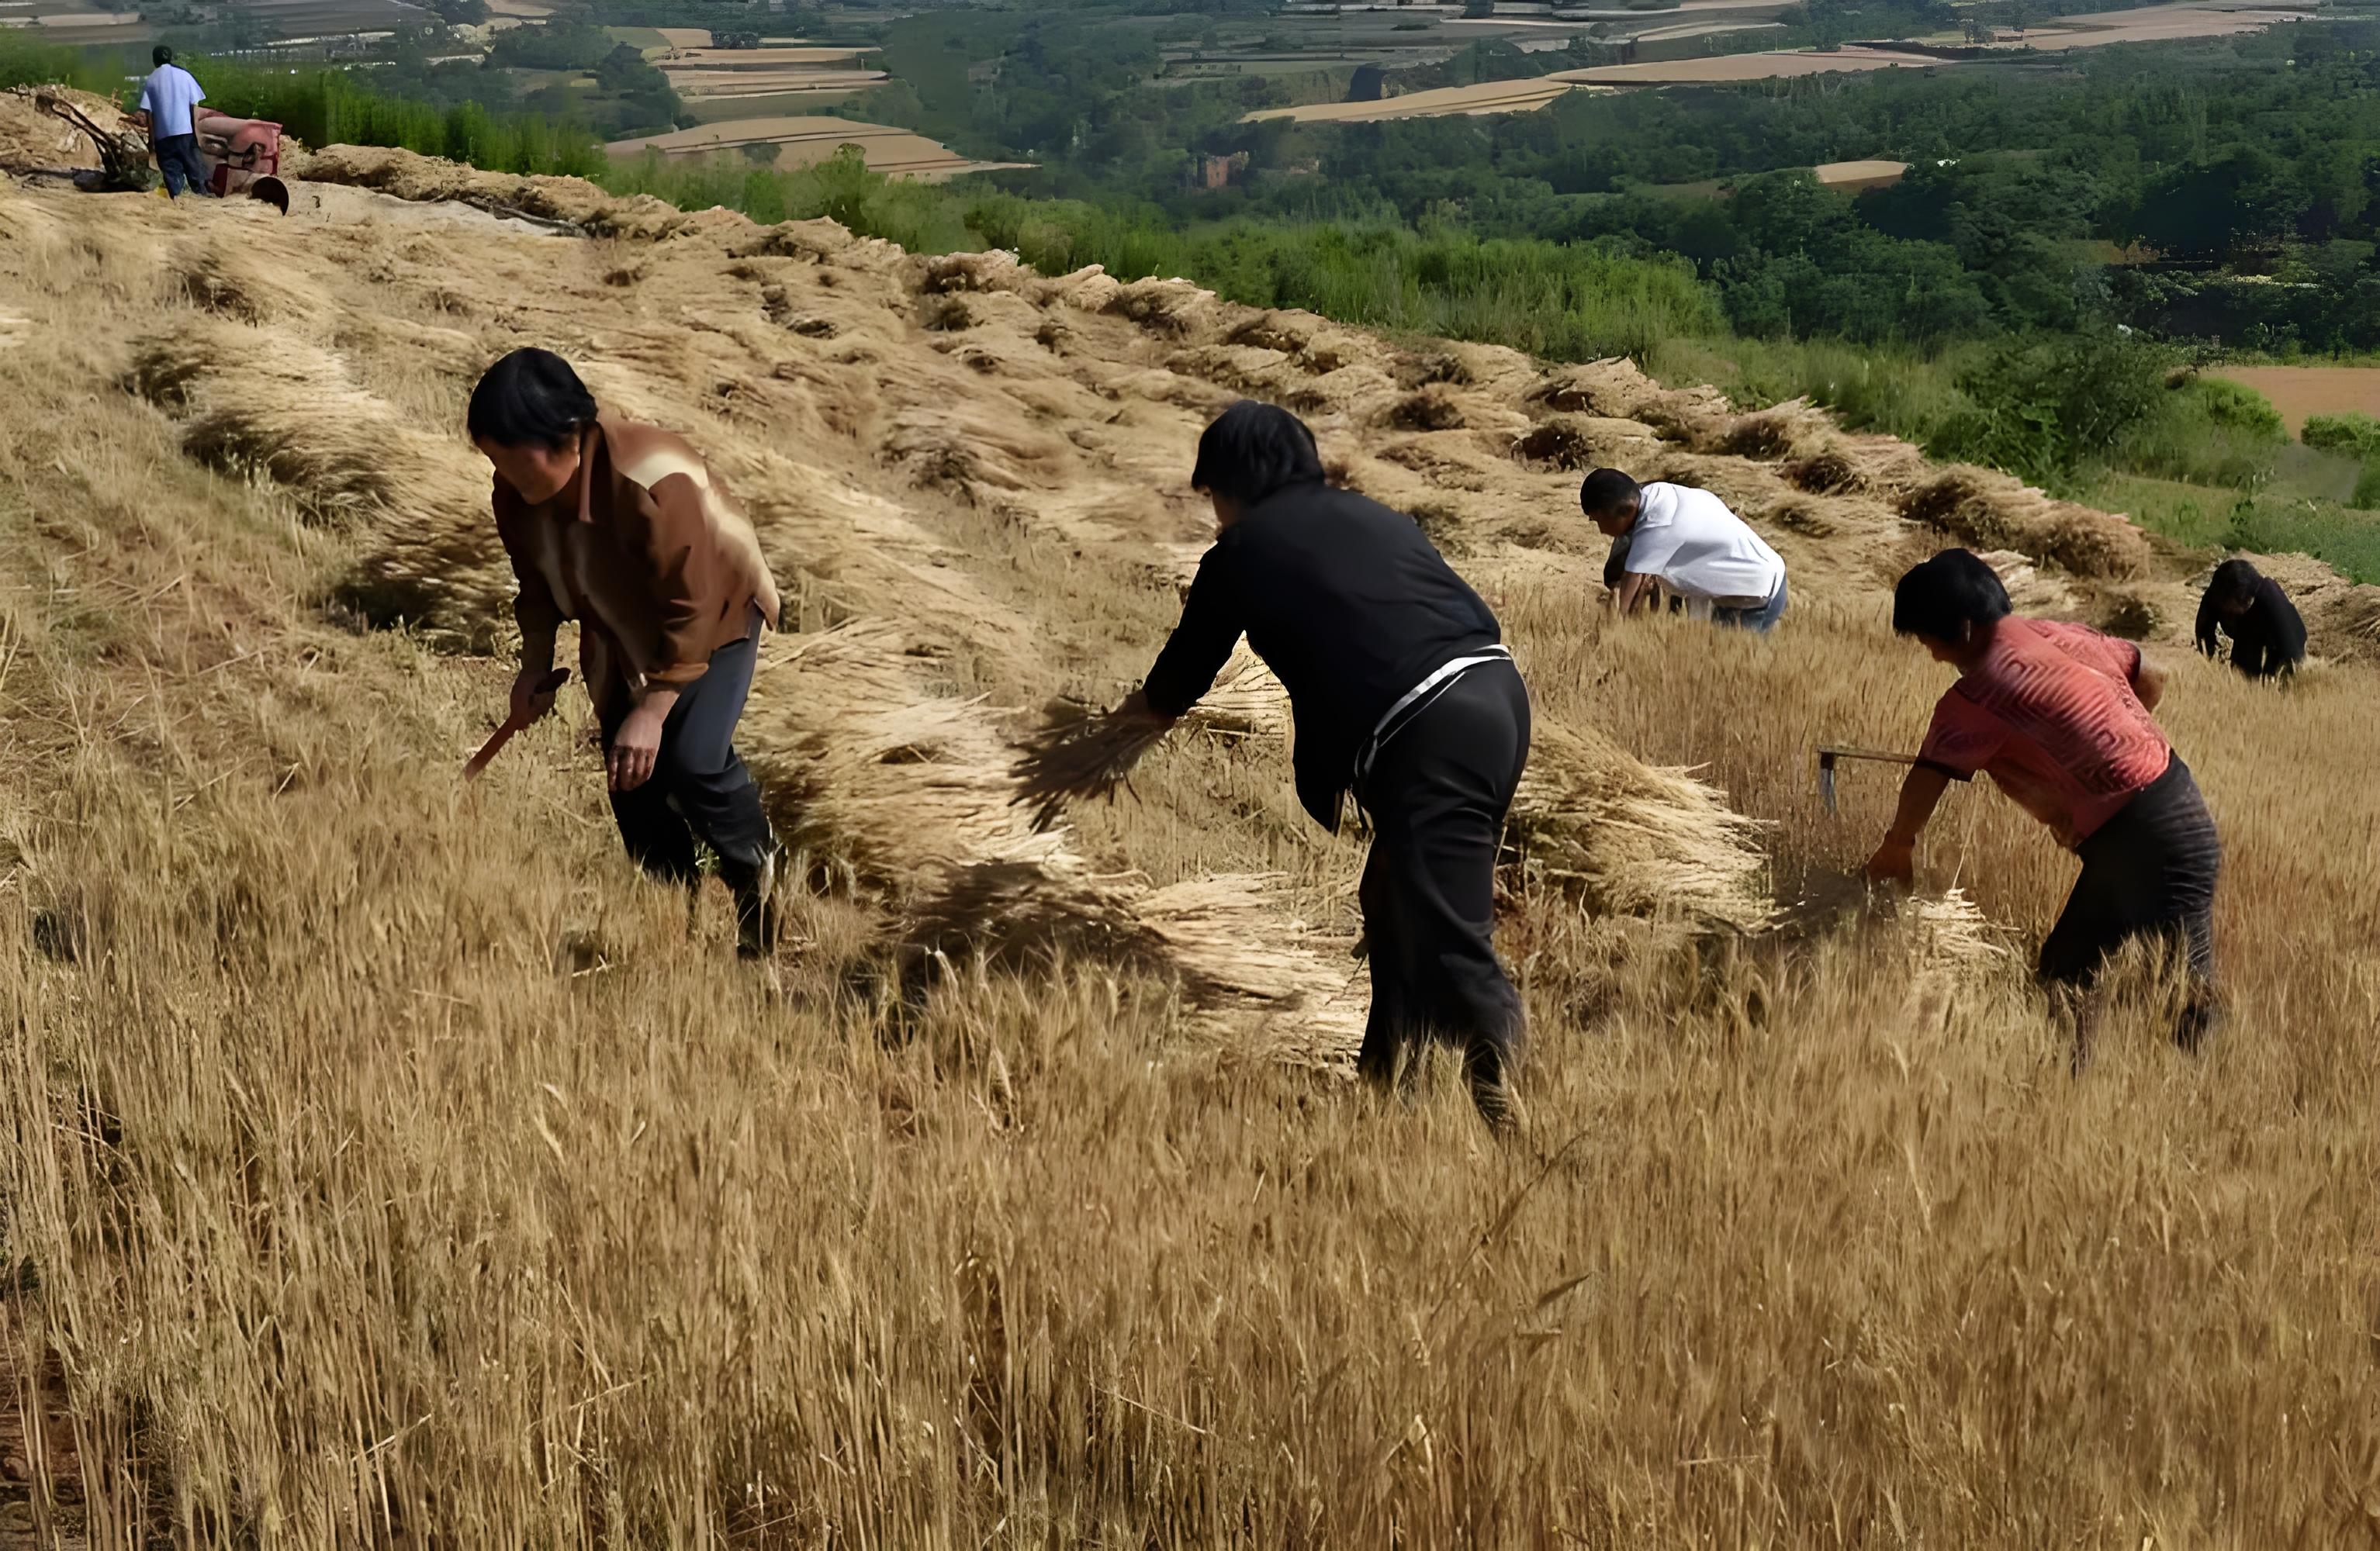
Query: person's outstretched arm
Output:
[[496, 498, 564, 725], [2194, 591, 2221, 659], [1133, 544, 1243, 721], [1865, 764, 1953, 886]]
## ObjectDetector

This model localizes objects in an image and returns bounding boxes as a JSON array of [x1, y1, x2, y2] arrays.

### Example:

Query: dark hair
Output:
[[468, 348, 599, 450], [2207, 557, 2261, 606], [1578, 468, 1641, 518], [152, 43, 173, 65], [1190, 400, 1324, 506], [1891, 548, 2012, 643]]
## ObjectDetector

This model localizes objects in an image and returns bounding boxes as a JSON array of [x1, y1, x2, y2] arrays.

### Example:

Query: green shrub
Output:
[[2115, 375, 2284, 489], [2356, 462, 2380, 512], [2189, 376, 2285, 441], [2305, 411, 2380, 461], [1927, 333, 2168, 487]]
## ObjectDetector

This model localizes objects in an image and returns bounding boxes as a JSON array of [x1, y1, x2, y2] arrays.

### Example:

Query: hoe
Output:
[[1815, 744, 1918, 813]]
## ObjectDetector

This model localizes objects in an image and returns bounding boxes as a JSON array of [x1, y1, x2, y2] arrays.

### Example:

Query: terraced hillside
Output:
[[2, 135, 2378, 1544]]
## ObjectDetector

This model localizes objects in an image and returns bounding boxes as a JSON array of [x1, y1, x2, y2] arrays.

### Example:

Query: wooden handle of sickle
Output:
[[462, 668, 571, 782]]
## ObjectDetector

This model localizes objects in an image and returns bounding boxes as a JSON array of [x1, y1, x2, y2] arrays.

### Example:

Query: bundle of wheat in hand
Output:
[[1011, 700, 1174, 833]]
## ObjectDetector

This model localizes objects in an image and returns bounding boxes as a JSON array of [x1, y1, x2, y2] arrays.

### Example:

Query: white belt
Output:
[[1352, 646, 1512, 789]]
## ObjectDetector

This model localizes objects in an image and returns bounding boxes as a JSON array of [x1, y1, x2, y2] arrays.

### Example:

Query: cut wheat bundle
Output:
[[1898, 465, 2153, 581], [1009, 651, 1287, 831], [742, 621, 1075, 892], [1009, 701, 1174, 835], [1506, 722, 1773, 933]]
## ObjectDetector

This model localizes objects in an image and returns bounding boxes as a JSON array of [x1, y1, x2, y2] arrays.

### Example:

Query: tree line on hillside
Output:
[[1156, 24, 2380, 356], [853, 9, 2379, 355]]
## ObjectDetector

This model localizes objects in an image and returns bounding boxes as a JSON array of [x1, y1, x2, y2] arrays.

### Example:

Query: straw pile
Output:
[[168, 234, 334, 326], [1710, 399, 1835, 462], [126, 319, 511, 644], [1527, 357, 1729, 429], [1507, 722, 1773, 931], [1899, 465, 2153, 580]]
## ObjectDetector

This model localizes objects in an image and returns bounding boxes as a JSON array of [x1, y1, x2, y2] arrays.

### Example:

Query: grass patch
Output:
[[2223, 498, 2380, 582]]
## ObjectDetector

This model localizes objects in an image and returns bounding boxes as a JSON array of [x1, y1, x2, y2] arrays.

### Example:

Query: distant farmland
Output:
[[2210, 367, 2380, 437], [605, 116, 1026, 181], [1551, 0, 2315, 86], [1244, 78, 1604, 123], [1553, 47, 1949, 85], [656, 45, 889, 109], [1814, 157, 1909, 191], [5, 0, 432, 43]]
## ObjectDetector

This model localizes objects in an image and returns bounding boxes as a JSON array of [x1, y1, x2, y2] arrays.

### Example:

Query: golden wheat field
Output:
[[2, 135, 2380, 1548]]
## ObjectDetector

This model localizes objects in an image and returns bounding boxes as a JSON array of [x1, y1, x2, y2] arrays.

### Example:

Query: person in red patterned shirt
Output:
[[1866, 549, 2221, 1062]]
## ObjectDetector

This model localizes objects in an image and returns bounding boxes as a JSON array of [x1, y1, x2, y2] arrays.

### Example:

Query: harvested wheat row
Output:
[[1508, 721, 1773, 932], [1899, 465, 2153, 580], [1707, 399, 1836, 463], [124, 318, 513, 644], [106, 302, 1373, 1053], [728, 622, 1372, 1062], [292, 144, 695, 240]]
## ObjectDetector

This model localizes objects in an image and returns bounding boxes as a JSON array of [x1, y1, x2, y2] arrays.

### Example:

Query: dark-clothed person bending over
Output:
[[471, 348, 785, 960], [1119, 401, 1533, 1129], [1866, 550, 2221, 1062], [2195, 558, 2306, 680]]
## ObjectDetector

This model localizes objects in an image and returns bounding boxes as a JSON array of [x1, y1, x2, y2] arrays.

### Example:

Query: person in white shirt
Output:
[[1580, 468, 1788, 632], [136, 46, 213, 199]]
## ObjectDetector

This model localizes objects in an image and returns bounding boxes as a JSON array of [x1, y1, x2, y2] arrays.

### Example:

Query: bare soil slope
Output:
[[2, 138, 2378, 1544]]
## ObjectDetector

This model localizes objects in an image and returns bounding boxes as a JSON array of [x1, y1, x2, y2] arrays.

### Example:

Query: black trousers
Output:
[[2039, 755, 2221, 1044], [597, 619, 773, 886], [1353, 659, 1532, 1100]]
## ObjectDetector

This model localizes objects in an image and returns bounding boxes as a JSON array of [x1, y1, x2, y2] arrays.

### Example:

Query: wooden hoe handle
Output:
[[462, 668, 571, 782]]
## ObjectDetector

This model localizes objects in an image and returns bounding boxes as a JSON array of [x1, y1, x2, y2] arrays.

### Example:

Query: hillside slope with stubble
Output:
[[2, 136, 2379, 1546]]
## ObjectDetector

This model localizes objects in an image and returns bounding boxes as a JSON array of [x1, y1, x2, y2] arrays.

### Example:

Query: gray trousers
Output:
[[597, 617, 773, 885]]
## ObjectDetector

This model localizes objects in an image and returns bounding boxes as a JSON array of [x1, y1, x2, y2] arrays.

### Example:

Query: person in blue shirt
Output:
[[136, 47, 213, 199]]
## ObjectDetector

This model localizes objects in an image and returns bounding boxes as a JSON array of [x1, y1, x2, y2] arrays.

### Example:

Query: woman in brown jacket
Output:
[[470, 348, 784, 959]]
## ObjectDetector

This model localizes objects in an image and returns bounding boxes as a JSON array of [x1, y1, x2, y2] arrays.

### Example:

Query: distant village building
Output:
[[1199, 150, 1252, 190]]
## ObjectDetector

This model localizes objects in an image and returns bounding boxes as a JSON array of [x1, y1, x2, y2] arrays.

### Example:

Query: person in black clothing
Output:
[[2195, 558, 2306, 680], [1115, 401, 1534, 1129]]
